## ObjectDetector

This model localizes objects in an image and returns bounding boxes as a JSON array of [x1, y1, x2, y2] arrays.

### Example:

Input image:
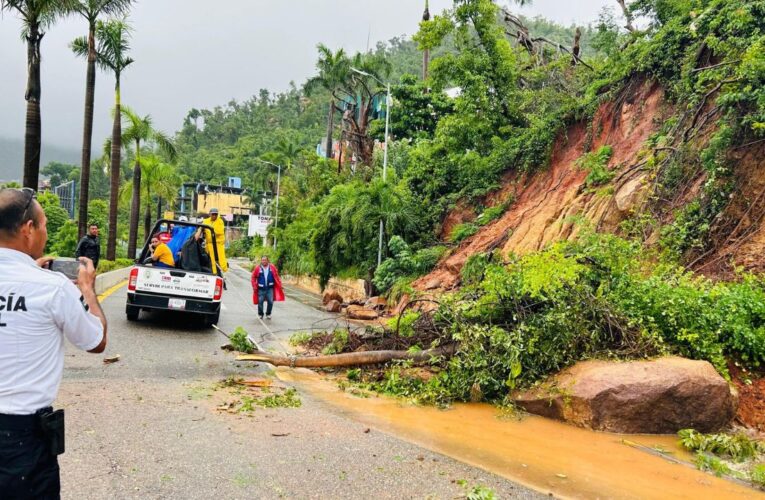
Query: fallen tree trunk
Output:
[[236, 344, 457, 368]]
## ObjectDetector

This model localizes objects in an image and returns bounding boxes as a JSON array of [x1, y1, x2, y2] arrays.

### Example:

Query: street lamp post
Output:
[[350, 67, 391, 267], [255, 158, 282, 250]]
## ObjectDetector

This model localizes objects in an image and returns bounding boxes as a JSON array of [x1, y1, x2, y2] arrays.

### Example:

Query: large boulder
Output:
[[364, 296, 388, 311], [513, 356, 737, 433], [345, 305, 379, 321], [322, 291, 344, 305], [325, 299, 342, 313]]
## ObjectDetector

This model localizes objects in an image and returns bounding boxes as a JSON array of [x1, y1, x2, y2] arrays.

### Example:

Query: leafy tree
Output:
[[41, 161, 78, 187], [1, 0, 72, 189], [51, 220, 79, 256], [87, 198, 108, 229], [38, 191, 70, 252], [70, 0, 134, 239], [371, 74, 454, 141], [91, 18, 133, 259], [118, 106, 177, 256]]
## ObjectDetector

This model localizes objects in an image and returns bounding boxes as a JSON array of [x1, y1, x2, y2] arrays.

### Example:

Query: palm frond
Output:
[[151, 130, 177, 162]]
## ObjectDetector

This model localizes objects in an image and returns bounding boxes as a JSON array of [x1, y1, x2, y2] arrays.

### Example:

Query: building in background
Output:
[[173, 178, 279, 247], [176, 178, 252, 220]]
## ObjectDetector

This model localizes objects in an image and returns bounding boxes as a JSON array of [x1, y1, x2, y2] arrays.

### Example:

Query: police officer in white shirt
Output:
[[0, 187, 107, 499]]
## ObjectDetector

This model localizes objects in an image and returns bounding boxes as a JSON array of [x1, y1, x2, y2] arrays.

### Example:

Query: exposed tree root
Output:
[[236, 344, 457, 368]]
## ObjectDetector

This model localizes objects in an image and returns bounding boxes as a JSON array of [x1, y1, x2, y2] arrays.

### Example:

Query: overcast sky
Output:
[[0, 0, 612, 150]]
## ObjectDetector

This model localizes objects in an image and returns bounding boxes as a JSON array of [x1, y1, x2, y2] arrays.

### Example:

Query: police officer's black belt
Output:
[[0, 407, 53, 430]]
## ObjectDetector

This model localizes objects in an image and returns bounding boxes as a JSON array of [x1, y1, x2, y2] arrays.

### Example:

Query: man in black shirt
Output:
[[75, 224, 100, 270]]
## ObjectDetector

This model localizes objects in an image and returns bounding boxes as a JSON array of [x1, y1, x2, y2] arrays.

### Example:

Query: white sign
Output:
[[248, 214, 272, 237]]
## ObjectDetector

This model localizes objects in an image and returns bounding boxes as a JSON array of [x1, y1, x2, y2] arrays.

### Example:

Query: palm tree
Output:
[[70, 0, 133, 239], [90, 18, 133, 260], [273, 136, 300, 170], [139, 156, 179, 240], [304, 44, 349, 160], [120, 106, 177, 257], [338, 52, 391, 167], [1, 0, 72, 189]]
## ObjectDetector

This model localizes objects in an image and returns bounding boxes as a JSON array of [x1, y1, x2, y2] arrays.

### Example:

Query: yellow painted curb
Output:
[[98, 280, 127, 301]]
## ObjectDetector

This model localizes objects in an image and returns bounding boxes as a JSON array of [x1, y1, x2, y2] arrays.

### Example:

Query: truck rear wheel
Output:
[[126, 305, 140, 321]]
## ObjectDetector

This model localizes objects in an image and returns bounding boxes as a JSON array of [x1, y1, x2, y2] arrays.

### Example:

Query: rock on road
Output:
[[57, 263, 542, 499]]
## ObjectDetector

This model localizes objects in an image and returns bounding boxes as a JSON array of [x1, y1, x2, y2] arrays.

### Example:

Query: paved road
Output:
[[57, 263, 542, 499]]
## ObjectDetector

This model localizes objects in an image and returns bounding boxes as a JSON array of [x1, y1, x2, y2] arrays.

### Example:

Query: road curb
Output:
[[96, 266, 132, 295]]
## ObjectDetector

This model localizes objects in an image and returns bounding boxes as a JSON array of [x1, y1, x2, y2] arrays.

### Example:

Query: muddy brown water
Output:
[[277, 368, 760, 499]]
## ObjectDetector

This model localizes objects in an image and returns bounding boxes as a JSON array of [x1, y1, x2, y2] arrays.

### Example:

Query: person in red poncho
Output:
[[251, 255, 284, 319]]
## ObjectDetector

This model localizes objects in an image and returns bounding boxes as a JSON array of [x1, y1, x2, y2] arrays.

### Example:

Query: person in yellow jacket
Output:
[[199, 208, 228, 273]]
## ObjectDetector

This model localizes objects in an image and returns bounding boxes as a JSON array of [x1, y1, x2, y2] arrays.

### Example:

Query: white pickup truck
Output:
[[126, 219, 224, 327]]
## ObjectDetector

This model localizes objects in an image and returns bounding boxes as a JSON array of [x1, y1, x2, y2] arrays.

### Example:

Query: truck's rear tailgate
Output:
[[132, 267, 217, 299]]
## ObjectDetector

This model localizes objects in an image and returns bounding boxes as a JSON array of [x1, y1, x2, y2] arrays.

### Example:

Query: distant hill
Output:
[[0, 137, 81, 182]]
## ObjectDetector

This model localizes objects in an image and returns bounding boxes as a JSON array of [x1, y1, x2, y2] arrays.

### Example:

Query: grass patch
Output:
[[237, 388, 302, 412]]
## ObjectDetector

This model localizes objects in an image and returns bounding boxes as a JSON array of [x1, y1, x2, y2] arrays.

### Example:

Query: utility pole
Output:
[[255, 159, 282, 250], [422, 0, 431, 81], [350, 68, 392, 268]]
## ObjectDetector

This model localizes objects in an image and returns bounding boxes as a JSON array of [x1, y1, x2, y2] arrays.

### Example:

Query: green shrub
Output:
[[289, 332, 313, 346], [387, 276, 416, 305], [229, 327, 256, 353], [694, 453, 735, 477], [247, 244, 278, 263], [449, 222, 479, 244], [227, 237, 252, 258], [373, 236, 447, 294], [51, 220, 78, 257], [97, 258, 134, 274], [387, 311, 421, 338], [679, 429, 765, 462], [322, 329, 350, 355], [460, 253, 490, 286], [475, 196, 514, 226], [576, 145, 614, 187], [751, 463, 765, 487]]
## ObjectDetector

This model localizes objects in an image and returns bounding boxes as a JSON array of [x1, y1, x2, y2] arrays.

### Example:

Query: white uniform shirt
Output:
[[0, 248, 104, 415]]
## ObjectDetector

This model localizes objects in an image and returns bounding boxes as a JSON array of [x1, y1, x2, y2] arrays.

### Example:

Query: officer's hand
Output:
[[36, 256, 54, 269], [76, 257, 97, 288]]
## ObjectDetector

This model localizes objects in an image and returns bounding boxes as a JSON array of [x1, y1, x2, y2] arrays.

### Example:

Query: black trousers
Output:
[[0, 418, 60, 500]]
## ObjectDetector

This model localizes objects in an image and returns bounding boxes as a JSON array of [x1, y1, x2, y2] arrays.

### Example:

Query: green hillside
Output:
[[0, 137, 80, 182]]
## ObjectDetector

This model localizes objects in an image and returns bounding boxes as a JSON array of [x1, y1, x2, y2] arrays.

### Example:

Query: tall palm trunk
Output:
[[77, 25, 97, 237], [107, 86, 121, 260], [325, 99, 334, 159], [23, 22, 43, 189], [127, 144, 142, 258], [143, 183, 152, 243]]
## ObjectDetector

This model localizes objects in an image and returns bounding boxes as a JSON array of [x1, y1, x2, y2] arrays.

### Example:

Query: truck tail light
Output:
[[128, 267, 138, 291], [214, 278, 223, 301]]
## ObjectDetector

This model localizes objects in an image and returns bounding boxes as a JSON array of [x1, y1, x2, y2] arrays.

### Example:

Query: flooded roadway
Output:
[[278, 368, 760, 499]]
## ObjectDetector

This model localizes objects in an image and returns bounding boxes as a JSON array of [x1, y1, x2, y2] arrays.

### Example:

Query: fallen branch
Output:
[[690, 60, 740, 73], [236, 344, 457, 368]]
